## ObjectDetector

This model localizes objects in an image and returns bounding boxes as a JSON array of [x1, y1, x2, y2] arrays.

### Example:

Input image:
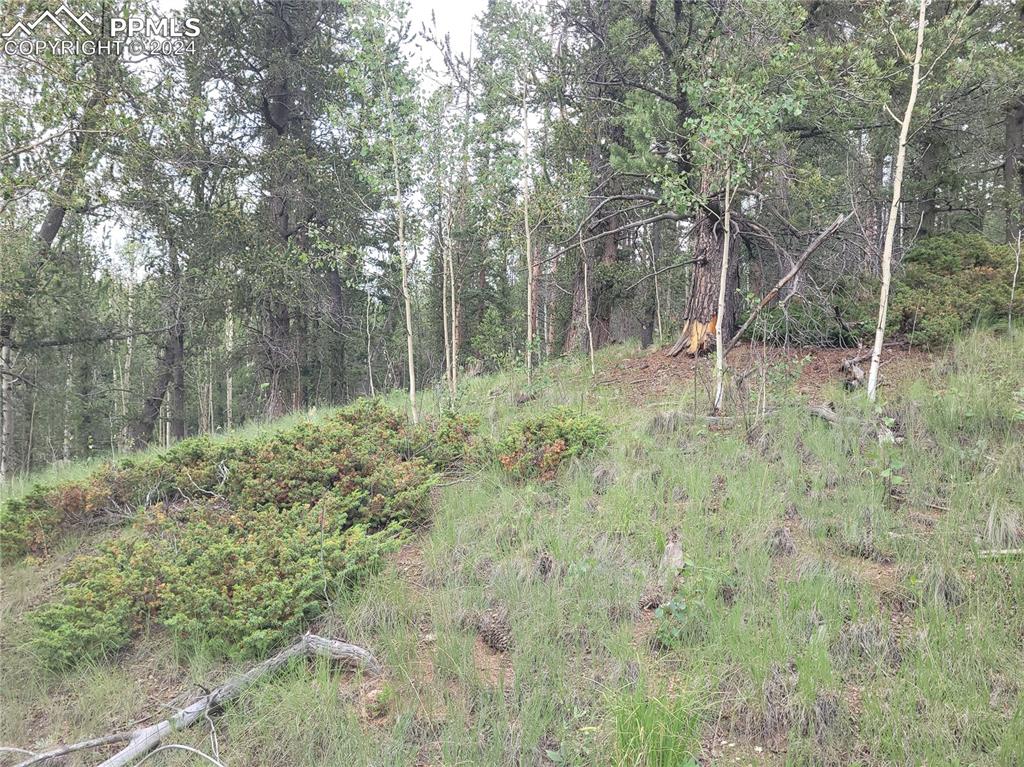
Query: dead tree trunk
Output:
[[867, 0, 927, 401], [11, 635, 379, 767]]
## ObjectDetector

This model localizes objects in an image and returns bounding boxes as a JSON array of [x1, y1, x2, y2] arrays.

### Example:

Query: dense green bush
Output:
[[1, 401, 436, 558], [0, 401, 473, 667], [32, 507, 402, 667], [740, 234, 1020, 349], [891, 233, 1021, 348], [412, 412, 488, 469], [497, 408, 607, 481]]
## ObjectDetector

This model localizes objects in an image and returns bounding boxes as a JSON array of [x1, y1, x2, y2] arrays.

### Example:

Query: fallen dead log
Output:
[[978, 548, 1024, 559], [649, 403, 845, 433], [11, 634, 379, 767]]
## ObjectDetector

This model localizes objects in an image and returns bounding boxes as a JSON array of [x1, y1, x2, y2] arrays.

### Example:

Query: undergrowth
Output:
[[2, 334, 1022, 766]]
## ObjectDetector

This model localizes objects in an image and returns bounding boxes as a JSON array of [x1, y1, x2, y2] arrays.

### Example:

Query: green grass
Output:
[[2, 332, 1023, 765]]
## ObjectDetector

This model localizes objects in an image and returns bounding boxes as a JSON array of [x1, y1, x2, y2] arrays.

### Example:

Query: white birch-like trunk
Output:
[[714, 175, 732, 413], [391, 140, 417, 424], [867, 0, 928, 401], [0, 333, 12, 481], [225, 304, 234, 431], [580, 228, 596, 376], [366, 295, 376, 397], [441, 207, 452, 392], [1010, 229, 1021, 334], [447, 225, 458, 392], [522, 79, 534, 380]]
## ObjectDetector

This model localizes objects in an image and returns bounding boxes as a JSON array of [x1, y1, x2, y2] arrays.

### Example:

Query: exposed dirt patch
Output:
[[391, 540, 427, 591], [599, 342, 933, 403], [472, 637, 512, 688]]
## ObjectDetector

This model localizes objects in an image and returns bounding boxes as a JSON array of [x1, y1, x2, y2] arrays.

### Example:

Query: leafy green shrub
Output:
[[891, 233, 1021, 348], [6, 400, 477, 668], [653, 563, 724, 648], [32, 508, 402, 667], [497, 408, 607, 481], [1, 400, 451, 558], [413, 412, 489, 470]]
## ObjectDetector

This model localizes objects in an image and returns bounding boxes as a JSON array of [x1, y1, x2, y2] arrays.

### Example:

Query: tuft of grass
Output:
[[609, 684, 701, 767]]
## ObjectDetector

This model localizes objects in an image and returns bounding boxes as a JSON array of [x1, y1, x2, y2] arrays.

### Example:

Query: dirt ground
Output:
[[597, 341, 934, 403]]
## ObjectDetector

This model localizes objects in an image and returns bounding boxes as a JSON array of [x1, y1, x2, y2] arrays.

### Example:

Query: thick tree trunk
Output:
[[668, 208, 739, 357], [563, 251, 591, 355], [264, 300, 291, 420], [258, 0, 316, 419], [131, 332, 174, 448]]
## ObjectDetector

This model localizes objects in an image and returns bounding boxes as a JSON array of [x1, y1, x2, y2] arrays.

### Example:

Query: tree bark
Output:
[[131, 331, 174, 448], [391, 139, 417, 424], [714, 179, 734, 412], [867, 0, 927, 401], [523, 79, 535, 379], [0, 321, 13, 481], [668, 201, 739, 357]]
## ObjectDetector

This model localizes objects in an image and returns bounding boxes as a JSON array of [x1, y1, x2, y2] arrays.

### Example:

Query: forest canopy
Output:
[[1, 0, 1022, 478]]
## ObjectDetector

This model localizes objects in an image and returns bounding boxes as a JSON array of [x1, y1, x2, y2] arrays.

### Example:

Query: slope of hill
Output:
[[2, 333, 1022, 766]]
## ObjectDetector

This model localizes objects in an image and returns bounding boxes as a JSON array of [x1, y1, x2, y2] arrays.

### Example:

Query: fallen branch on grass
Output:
[[10, 634, 380, 767], [978, 548, 1024, 559], [649, 403, 846, 433]]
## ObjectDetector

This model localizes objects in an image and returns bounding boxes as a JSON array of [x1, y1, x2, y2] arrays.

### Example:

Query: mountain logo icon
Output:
[[3, 5, 95, 38]]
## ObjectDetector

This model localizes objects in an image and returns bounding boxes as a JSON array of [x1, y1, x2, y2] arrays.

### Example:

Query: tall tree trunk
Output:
[[641, 221, 663, 349], [131, 331, 174, 448], [258, 0, 316, 419], [263, 301, 290, 420], [522, 78, 535, 379], [581, 231, 596, 376], [224, 305, 234, 430], [668, 199, 739, 357], [169, 322, 186, 441], [0, 321, 13, 481], [391, 140, 417, 424], [714, 178, 734, 412], [867, 0, 927, 401], [441, 214, 452, 392]]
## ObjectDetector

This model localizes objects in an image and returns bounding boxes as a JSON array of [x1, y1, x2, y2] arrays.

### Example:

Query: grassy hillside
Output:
[[2, 333, 1023, 766]]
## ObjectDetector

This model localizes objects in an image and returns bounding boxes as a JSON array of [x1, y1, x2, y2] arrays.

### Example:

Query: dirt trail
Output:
[[598, 342, 932, 403]]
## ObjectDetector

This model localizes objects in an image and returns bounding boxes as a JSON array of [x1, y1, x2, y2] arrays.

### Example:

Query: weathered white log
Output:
[[11, 634, 379, 767], [979, 548, 1024, 559]]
